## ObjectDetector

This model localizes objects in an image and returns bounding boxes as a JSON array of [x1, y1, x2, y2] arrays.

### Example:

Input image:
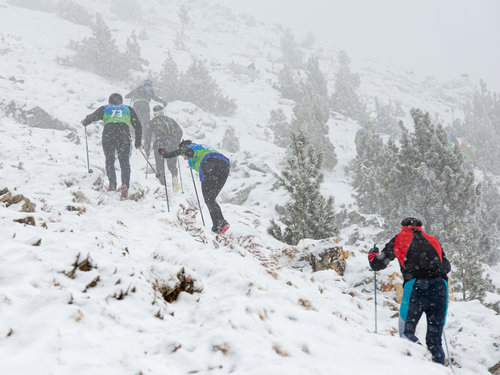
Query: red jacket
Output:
[[369, 226, 451, 283]]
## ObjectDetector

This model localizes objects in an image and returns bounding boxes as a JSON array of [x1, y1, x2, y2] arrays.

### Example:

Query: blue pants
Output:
[[399, 278, 449, 365]]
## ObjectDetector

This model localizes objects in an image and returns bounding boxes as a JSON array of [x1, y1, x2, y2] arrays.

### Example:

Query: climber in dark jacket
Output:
[[159, 140, 230, 235], [145, 105, 183, 191], [368, 217, 451, 365], [81, 93, 142, 200], [125, 79, 166, 140]]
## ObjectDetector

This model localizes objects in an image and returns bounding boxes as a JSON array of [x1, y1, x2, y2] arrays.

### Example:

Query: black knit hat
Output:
[[108, 93, 123, 105], [178, 139, 192, 148], [401, 217, 422, 226]]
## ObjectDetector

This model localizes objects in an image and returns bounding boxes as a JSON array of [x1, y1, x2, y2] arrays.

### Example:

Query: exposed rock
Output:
[[13, 216, 35, 226], [284, 238, 354, 276], [0, 188, 36, 212], [3, 101, 70, 130], [380, 272, 404, 303], [223, 184, 256, 205]]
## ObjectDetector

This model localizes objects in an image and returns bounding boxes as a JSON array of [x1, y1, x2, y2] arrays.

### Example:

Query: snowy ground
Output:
[[0, 1, 499, 374]]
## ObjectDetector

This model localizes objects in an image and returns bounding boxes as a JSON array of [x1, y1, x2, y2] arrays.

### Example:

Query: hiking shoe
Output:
[[120, 184, 128, 200], [213, 220, 229, 235], [172, 176, 180, 192], [108, 183, 117, 192]]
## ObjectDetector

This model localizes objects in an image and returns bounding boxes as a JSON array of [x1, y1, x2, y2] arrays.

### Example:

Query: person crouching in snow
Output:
[[159, 140, 230, 235], [368, 217, 451, 365]]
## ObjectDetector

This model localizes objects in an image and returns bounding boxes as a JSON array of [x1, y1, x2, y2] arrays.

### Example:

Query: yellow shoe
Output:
[[172, 176, 180, 192]]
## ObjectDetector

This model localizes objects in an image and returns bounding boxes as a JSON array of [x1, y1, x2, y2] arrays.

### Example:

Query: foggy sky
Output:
[[207, 0, 500, 92]]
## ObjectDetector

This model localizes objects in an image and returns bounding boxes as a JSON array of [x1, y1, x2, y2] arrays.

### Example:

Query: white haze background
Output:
[[208, 0, 500, 92]]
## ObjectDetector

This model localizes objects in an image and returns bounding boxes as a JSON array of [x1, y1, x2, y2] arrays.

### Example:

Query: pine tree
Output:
[[268, 131, 337, 245], [276, 65, 301, 101], [448, 223, 494, 301], [179, 60, 236, 115], [350, 108, 499, 302], [280, 28, 304, 69], [157, 52, 180, 102], [65, 14, 128, 79], [349, 126, 386, 213], [331, 50, 368, 124], [455, 81, 500, 174], [373, 97, 399, 136], [268, 108, 290, 147], [290, 57, 337, 170], [352, 109, 479, 239], [125, 31, 148, 71]]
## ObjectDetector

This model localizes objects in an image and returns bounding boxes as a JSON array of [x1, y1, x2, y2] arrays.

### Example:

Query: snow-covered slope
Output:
[[0, 1, 498, 374]]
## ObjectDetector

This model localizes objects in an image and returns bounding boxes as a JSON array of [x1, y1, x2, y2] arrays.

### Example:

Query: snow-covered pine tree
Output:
[[157, 52, 180, 103], [373, 97, 400, 136], [65, 14, 128, 79], [455, 81, 500, 174], [331, 50, 368, 124], [268, 108, 290, 147], [276, 65, 301, 101], [448, 222, 494, 301], [290, 57, 337, 170], [394, 110, 477, 237], [348, 126, 386, 213], [268, 131, 337, 245], [476, 177, 500, 264], [125, 31, 148, 71], [280, 28, 304, 69], [351, 109, 497, 303], [179, 60, 236, 116]]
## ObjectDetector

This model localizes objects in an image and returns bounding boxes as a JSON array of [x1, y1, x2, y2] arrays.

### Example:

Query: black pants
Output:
[[153, 141, 178, 184], [102, 131, 132, 187], [133, 102, 150, 141], [399, 278, 448, 365], [201, 158, 229, 230]]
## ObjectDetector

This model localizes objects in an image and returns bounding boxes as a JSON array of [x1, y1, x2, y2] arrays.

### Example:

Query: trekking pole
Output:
[[374, 271, 378, 333], [177, 157, 184, 193], [443, 329, 453, 369], [84, 126, 93, 173], [189, 167, 205, 226], [162, 159, 170, 212], [138, 148, 158, 177]]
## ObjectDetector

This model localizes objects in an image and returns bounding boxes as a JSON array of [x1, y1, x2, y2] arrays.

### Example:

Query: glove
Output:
[[135, 144, 141, 149], [368, 245, 379, 262], [158, 147, 167, 157], [162, 100, 168, 107], [81, 119, 87, 127]]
